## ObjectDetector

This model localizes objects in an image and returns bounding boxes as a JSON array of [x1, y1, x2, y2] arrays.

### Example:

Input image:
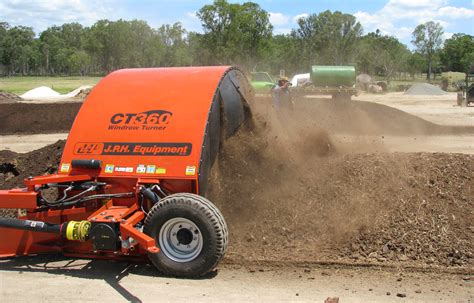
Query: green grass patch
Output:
[[0, 76, 102, 95]]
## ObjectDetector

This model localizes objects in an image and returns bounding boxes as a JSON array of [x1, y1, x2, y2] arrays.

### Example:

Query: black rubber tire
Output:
[[144, 193, 228, 278]]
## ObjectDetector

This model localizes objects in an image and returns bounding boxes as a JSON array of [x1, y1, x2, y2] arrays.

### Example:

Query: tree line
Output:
[[0, 0, 472, 81]]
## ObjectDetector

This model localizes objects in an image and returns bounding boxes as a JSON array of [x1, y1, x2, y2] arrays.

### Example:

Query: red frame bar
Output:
[[0, 189, 38, 209], [120, 211, 159, 253], [24, 174, 93, 191]]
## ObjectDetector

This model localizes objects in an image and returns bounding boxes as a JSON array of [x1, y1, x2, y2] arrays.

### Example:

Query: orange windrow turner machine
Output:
[[0, 66, 252, 277]]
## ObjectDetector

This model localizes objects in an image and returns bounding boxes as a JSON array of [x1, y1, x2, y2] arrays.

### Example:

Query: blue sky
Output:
[[0, 0, 473, 46]]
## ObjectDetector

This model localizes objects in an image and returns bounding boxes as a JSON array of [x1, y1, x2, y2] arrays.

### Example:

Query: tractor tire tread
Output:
[[144, 193, 228, 278]]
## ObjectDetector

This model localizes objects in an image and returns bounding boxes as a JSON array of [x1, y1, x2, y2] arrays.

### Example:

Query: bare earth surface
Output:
[[0, 133, 68, 153], [0, 257, 472, 303], [333, 134, 474, 154], [354, 92, 474, 127], [0, 92, 473, 302]]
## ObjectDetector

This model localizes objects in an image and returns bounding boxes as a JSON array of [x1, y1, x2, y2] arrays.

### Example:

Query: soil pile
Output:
[[211, 138, 473, 267], [208, 97, 473, 268], [0, 103, 81, 135], [405, 83, 448, 95], [0, 141, 64, 217], [257, 97, 474, 135], [342, 154, 473, 266], [0, 91, 22, 103], [0, 141, 65, 190]]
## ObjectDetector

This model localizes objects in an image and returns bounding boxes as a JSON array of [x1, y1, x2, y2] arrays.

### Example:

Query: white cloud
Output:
[[293, 13, 309, 23], [269, 12, 289, 26], [443, 32, 454, 40], [354, 0, 474, 42], [271, 13, 311, 35], [0, 0, 113, 33], [438, 6, 474, 18], [385, 0, 448, 9], [186, 11, 198, 19], [433, 19, 451, 28]]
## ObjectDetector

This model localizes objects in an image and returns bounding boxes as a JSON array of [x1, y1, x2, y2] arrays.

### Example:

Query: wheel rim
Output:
[[159, 217, 203, 263]]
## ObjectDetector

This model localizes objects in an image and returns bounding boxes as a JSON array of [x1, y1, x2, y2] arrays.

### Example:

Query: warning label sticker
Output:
[[156, 167, 166, 174], [60, 163, 71, 173], [185, 166, 196, 176], [146, 165, 156, 174], [104, 164, 114, 173], [115, 166, 134, 173], [136, 164, 146, 174]]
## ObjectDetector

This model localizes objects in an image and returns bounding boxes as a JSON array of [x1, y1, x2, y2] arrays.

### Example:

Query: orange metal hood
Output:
[[59, 66, 251, 185]]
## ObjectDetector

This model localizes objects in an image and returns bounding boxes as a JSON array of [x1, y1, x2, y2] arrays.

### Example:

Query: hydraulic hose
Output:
[[0, 218, 90, 241], [0, 217, 61, 234]]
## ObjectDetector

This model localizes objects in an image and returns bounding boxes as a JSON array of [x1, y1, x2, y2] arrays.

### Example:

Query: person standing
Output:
[[272, 77, 293, 110]]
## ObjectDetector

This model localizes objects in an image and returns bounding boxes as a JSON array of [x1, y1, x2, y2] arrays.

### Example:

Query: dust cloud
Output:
[[208, 96, 473, 266]]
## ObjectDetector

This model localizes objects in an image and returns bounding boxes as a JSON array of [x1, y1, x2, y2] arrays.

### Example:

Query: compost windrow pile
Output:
[[208, 97, 473, 268], [0, 97, 472, 269], [0, 141, 64, 217], [0, 103, 81, 135]]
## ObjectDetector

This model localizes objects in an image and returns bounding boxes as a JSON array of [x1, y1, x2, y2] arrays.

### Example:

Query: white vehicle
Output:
[[290, 73, 310, 87]]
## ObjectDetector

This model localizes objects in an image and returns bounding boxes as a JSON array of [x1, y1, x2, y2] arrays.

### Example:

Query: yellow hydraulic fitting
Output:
[[65, 220, 91, 242]]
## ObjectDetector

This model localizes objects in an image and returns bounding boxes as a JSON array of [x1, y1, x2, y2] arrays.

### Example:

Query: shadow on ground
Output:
[[0, 254, 217, 302]]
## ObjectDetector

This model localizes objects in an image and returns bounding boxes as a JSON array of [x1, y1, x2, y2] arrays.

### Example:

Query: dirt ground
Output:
[[0, 256, 472, 303], [353, 92, 474, 127], [0, 92, 473, 302], [333, 134, 474, 154], [0, 133, 68, 153]]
